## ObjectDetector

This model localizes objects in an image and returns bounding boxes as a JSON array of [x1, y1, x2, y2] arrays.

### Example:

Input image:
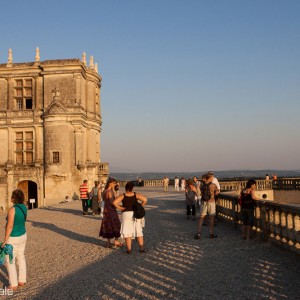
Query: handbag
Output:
[[133, 194, 145, 219]]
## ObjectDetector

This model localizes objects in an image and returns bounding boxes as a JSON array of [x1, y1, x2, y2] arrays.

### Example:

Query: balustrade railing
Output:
[[216, 193, 300, 254], [111, 178, 300, 192], [220, 180, 273, 192], [273, 179, 300, 190], [99, 162, 109, 175], [143, 180, 164, 187]]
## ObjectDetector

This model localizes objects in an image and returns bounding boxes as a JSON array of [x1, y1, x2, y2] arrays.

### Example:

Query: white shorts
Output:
[[201, 201, 216, 216]]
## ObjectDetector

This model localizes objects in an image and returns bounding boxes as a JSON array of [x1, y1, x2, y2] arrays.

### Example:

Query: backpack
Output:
[[201, 182, 211, 201]]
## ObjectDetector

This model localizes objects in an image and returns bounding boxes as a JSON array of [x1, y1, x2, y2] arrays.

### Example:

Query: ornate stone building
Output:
[[0, 48, 109, 210]]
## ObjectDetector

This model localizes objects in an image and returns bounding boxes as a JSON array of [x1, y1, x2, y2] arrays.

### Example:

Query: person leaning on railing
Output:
[[240, 179, 259, 240]]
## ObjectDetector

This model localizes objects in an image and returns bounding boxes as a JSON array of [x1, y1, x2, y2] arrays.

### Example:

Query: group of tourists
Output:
[[187, 172, 258, 241], [166, 176, 190, 192], [184, 172, 220, 239], [80, 178, 147, 254], [79, 179, 106, 216]]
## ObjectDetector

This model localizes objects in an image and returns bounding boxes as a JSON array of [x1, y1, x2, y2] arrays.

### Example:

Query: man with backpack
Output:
[[195, 173, 218, 239]]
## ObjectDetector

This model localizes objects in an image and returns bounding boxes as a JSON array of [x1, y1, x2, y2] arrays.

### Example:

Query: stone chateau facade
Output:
[[0, 48, 109, 210]]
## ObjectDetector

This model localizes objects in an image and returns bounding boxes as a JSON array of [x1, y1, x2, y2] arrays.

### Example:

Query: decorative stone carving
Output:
[[45, 101, 67, 115], [89, 55, 94, 68], [35, 47, 40, 62], [10, 111, 34, 118], [7, 49, 13, 67], [82, 52, 86, 65], [52, 87, 61, 101]]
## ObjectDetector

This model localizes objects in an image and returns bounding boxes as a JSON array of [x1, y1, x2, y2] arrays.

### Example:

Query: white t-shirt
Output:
[[212, 177, 220, 190]]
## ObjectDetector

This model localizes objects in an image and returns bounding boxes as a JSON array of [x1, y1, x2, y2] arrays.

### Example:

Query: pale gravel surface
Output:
[[0, 187, 299, 300]]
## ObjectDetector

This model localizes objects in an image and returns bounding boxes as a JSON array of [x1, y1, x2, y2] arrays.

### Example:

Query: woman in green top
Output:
[[1, 189, 27, 291]]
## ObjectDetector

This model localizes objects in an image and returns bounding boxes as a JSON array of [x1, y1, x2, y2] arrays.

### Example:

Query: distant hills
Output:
[[110, 170, 300, 181]]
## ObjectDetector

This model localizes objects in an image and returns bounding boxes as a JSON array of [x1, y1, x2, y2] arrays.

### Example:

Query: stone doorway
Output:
[[18, 180, 38, 209]]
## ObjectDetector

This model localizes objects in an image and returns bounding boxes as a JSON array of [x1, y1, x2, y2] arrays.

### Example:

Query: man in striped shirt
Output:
[[79, 180, 89, 215]]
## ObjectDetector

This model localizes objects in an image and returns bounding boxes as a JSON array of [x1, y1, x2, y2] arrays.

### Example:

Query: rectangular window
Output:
[[16, 153, 23, 164], [24, 79, 32, 87], [25, 131, 33, 140], [53, 151, 60, 163], [16, 99, 23, 109], [25, 99, 32, 109], [15, 131, 34, 165], [16, 132, 23, 140], [25, 152, 33, 164], [16, 80, 23, 87], [24, 88, 32, 96], [16, 142, 23, 151], [16, 89, 23, 97], [14, 79, 33, 110], [26, 142, 33, 150]]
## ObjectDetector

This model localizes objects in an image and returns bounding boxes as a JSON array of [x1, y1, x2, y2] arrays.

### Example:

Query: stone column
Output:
[[74, 126, 85, 169]]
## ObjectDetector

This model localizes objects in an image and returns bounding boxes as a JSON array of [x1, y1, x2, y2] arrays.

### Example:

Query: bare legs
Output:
[[242, 225, 251, 239], [125, 236, 144, 253], [195, 215, 216, 238]]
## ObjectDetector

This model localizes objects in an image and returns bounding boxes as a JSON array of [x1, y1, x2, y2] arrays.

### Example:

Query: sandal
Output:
[[209, 234, 217, 238], [18, 282, 26, 288], [114, 242, 123, 247], [126, 250, 132, 254], [194, 233, 201, 239]]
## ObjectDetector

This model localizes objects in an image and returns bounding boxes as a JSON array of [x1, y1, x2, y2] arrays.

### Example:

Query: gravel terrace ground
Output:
[[0, 187, 299, 300]]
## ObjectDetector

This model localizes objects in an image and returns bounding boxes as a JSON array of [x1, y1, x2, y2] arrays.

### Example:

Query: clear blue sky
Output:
[[1, 0, 299, 172]]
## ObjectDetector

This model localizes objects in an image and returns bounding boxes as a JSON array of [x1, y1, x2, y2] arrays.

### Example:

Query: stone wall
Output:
[[273, 190, 300, 205]]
